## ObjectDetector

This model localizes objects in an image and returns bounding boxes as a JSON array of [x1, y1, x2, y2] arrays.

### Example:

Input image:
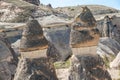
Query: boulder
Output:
[[20, 19, 48, 52], [0, 36, 18, 80], [69, 55, 112, 80], [110, 52, 120, 69], [14, 57, 58, 80], [45, 24, 72, 62], [97, 37, 120, 58]]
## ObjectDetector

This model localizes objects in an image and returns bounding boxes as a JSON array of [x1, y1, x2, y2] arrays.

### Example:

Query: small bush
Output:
[[54, 60, 70, 69]]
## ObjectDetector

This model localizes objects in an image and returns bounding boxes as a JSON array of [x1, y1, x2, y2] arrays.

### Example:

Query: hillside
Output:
[[56, 5, 120, 18], [0, 0, 68, 22]]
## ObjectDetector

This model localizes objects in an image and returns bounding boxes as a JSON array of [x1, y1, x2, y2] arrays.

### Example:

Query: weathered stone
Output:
[[20, 19, 48, 52], [70, 28, 100, 48], [111, 16, 120, 44], [110, 52, 120, 69], [102, 16, 113, 37], [45, 24, 72, 62], [0, 36, 18, 80], [14, 58, 58, 80], [70, 6, 99, 48], [97, 37, 120, 58], [69, 55, 112, 80], [69, 6, 111, 80], [74, 6, 96, 27]]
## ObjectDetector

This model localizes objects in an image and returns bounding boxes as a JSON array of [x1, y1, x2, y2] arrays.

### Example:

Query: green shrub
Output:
[[54, 60, 70, 69]]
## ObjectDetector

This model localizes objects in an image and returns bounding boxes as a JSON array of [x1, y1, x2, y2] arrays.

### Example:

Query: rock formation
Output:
[[111, 16, 120, 44], [110, 52, 120, 69], [74, 6, 96, 27], [0, 35, 18, 80], [97, 16, 120, 60], [69, 55, 112, 80], [22, 0, 40, 6], [102, 16, 113, 37], [45, 23, 72, 62], [14, 19, 58, 80], [69, 6, 112, 80], [70, 6, 99, 48], [97, 37, 120, 58], [20, 19, 48, 52], [14, 57, 58, 80]]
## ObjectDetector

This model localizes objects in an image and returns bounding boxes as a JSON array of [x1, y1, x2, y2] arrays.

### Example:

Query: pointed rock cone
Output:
[[69, 8, 111, 80], [74, 6, 96, 28], [70, 6, 99, 48], [20, 19, 48, 52], [14, 58, 58, 80]]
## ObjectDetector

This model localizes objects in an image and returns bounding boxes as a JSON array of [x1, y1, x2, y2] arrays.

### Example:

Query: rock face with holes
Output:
[[111, 16, 120, 44], [69, 55, 112, 80]]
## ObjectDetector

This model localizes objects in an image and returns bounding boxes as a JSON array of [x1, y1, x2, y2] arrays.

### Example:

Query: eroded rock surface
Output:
[[0, 36, 18, 80], [97, 37, 120, 58], [14, 58, 58, 80], [69, 55, 112, 80]]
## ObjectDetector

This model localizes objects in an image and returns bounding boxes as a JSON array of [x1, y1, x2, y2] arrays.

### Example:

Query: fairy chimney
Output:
[[70, 6, 99, 50], [14, 19, 58, 80], [69, 7, 111, 80], [74, 6, 96, 28], [20, 19, 48, 52]]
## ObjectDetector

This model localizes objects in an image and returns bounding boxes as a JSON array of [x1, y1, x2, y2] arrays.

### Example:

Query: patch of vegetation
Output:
[[54, 60, 70, 69], [102, 54, 115, 68]]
